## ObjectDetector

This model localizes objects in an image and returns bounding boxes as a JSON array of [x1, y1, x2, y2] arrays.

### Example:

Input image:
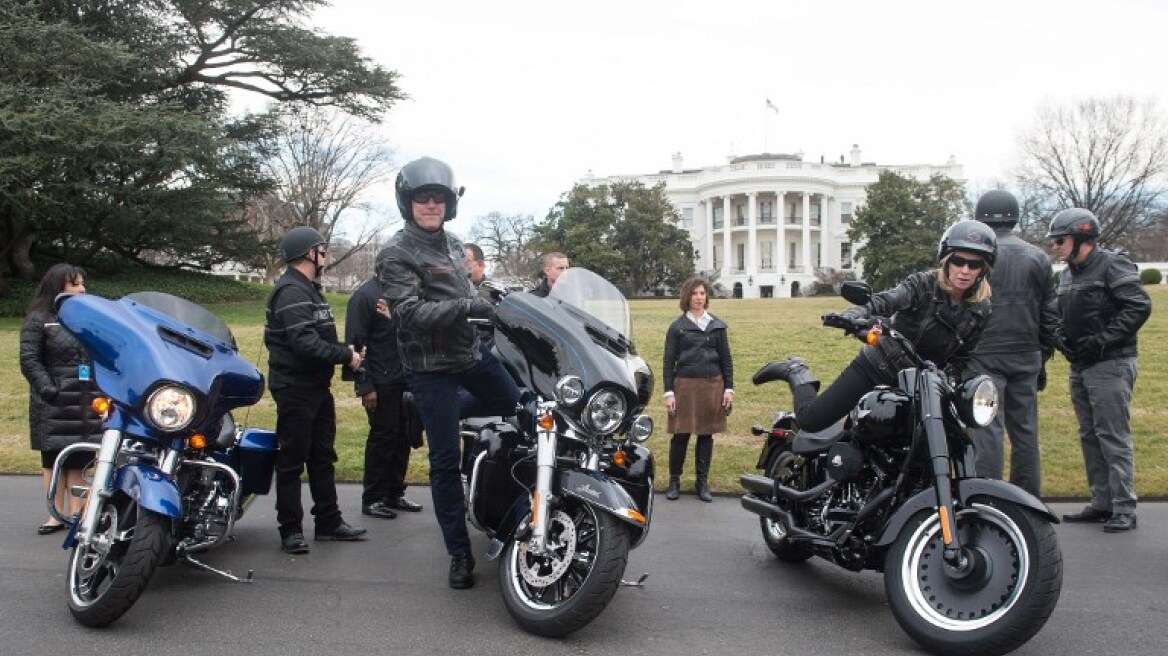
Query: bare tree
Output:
[[1015, 96, 1168, 246], [259, 105, 398, 275], [469, 212, 541, 284]]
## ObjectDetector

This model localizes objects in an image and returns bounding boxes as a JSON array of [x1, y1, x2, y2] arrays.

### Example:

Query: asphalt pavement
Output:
[[1, 475, 1165, 656]]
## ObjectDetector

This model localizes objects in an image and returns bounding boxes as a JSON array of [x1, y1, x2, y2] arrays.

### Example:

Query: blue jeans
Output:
[[407, 351, 519, 556]]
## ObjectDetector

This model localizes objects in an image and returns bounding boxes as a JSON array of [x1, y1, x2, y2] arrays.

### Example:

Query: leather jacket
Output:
[[662, 313, 734, 393], [376, 222, 480, 373], [1057, 247, 1151, 366], [843, 271, 991, 380], [264, 267, 351, 390], [343, 277, 405, 396], [975, 229, 1063, 354]]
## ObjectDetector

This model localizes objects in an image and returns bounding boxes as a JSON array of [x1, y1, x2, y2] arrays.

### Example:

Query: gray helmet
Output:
[[974, 190, 1019, 227], [1046, 208, 1100, 240], [938, 220, 997, 267], [280, 226, 326, 262], [395, 157, 463, 223]]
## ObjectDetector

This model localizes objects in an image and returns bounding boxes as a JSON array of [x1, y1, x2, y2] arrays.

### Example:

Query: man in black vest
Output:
[[264, 226, 367, 554]]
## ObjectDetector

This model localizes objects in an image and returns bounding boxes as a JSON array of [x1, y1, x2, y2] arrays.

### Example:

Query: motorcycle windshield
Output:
[[548, 268, 631, 339], [125, 291, 237, 347]]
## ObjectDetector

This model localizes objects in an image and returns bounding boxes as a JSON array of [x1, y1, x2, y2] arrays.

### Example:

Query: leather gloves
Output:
[[467, 297, 496, 323]]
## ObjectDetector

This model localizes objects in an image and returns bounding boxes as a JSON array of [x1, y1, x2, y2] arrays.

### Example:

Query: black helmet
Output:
[[974, 190, 1019, 227], [395, 157, 463, 223], [280, 226, 326, 262], [1046, 208, 1100, 240], [937, 219, 997, 267]]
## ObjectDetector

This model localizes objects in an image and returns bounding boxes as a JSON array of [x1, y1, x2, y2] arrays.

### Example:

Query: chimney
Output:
[[850, 144, 862, 167], [671, 152, 684, 173]]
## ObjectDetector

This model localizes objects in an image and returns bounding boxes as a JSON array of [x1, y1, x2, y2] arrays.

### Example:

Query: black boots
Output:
[[665, 479, 681, 500], [756, 356, 820, 391], [695, 435, 713, 503]]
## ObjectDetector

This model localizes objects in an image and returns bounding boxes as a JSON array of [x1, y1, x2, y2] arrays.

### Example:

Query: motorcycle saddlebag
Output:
[[235, 428, 278, 496]]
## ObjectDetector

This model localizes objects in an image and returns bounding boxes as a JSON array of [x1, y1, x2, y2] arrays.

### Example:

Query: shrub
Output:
[[1140, 268, 1162, 285], [0, 268, 268, 317]]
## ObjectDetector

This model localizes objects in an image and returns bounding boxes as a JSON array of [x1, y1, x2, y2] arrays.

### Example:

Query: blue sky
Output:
[[300, 0, 1168, 239]]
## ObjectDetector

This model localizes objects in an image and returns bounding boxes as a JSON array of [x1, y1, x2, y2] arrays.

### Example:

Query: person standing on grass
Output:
[[662, 277, 734, 503], [1049, 209, 1151, 533], [19, 263, 100, 535]]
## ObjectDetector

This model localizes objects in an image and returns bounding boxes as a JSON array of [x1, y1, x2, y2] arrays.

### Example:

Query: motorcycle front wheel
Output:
[[884, 498, 1062, 656], [67, 496, 171, 627], [499, 498, 630, 637], [759, 448, 814, 562]]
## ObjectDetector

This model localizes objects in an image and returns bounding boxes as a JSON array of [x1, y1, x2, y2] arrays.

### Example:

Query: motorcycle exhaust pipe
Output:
[[740, 495, 838, 545], [740, 473, 836, 502]]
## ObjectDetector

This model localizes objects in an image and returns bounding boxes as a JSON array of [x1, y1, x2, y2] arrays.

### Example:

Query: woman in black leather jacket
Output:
[[18, 264, 101, 534], [767, 220, 997, 432]]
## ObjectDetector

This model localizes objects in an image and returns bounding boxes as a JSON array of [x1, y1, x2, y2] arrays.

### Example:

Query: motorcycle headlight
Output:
[[628, 414, 653, 442], [145, 384, 197, 432], [584, 388, 626, 434], [956, 375, 997, 428], [554, 376, 585, 407]]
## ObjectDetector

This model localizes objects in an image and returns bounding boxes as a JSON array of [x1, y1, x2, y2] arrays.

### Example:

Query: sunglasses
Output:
[[948, 254, 986, 271], [411, 190, 447, 205], [1050, 237, 1069, 247]]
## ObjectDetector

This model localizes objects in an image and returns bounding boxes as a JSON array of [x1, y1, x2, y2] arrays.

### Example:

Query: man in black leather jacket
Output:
[[265, 226, 367, 554], [966, 191, 1063, 497], [1049, 209, 1151, 533], [343, 277, 424, 521], [375, 157, 519, 588]]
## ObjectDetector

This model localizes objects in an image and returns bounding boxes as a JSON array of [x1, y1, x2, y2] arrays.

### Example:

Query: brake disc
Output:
[[517, 509, 577, 587]]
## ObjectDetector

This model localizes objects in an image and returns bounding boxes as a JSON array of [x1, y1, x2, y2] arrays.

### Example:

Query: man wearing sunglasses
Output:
[[375, 157, 519, 588], [1048, 208, 1151, 533], [966, 190, 1063, 498]]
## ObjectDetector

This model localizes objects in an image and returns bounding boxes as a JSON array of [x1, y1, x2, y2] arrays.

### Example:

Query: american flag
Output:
[[766, 98, 779, 115]]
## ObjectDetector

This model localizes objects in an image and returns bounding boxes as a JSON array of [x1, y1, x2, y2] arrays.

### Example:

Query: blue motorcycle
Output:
[[47, 291, 276, 627]]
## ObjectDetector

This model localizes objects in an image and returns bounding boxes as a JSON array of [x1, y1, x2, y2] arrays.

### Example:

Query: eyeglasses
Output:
[[1050, 237, 1068, 247], [948, 254, 985, 271], [411, 190, 447, 205]]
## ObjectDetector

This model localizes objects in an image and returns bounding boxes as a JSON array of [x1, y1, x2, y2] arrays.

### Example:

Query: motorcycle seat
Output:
[[791, 420, 847, 455]]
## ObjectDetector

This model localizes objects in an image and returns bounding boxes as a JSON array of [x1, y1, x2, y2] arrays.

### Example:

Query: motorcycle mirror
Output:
[[840, 281, 872, 306]]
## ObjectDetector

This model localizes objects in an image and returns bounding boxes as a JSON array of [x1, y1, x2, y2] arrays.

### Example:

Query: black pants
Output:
[[271, 385, 342, 537], [793, 355, 885, 432], [362, 382, 412, 507]]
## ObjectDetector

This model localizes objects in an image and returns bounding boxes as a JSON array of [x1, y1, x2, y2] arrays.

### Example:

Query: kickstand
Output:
[[179, 551, 254, 584], [620, 573, 649, 587]]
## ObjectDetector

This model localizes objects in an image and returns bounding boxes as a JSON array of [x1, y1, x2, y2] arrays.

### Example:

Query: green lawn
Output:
[[2, 287, 1165, 499]]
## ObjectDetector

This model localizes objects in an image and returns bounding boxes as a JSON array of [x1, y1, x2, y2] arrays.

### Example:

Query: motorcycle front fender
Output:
[[873, 478, 1059, 548], [557, 469, 648, 529], [113, 464, 182, 519]]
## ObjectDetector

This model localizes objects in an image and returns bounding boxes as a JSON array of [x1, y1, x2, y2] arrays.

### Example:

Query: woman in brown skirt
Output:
[[662, 277, 734, 502]]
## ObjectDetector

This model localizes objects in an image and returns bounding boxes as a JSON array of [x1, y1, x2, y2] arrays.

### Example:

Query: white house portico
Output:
[[584, 146, 963, 298]]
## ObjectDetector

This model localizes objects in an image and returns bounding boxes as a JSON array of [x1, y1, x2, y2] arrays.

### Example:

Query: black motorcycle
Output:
[[740, 281, 1062, 656], [461, 268, 654, 637]]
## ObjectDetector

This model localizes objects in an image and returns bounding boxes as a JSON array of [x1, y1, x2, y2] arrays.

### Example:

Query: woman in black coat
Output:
[[19, 264, 101, 534], [662, 277, 734, 502]]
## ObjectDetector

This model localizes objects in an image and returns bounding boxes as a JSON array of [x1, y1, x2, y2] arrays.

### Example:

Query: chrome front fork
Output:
[[53, 429, 123, 543], [528, 401, 558, 555]]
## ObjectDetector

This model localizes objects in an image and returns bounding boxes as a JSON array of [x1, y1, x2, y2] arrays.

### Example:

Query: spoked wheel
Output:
[[67, 496, 171, 627], [499, 499, 630, 637], [759, 449, 814, 562], [884, 499, 1062, 656]]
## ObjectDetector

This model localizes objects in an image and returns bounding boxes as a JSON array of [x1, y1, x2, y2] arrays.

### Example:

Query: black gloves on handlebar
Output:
[[467, 297, 496, 323]]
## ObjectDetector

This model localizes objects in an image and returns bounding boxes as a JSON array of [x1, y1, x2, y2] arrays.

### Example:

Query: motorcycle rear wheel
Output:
[[499, 498, 629, 637], [67, 497, 171, 627], [884, 498, 1062, 656], [759, 449, 814, 562]]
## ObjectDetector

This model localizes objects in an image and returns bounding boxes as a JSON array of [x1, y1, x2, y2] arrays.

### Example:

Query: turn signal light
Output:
[[537, 413, 555, 431], [91, 397, 111, 415], [612, 449, 628, 467], [625, 508, 647, 524], [865, 328, 882, 346], [189, 434, 207, 450]]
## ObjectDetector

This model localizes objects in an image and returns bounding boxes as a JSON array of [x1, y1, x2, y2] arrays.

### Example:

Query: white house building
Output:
[[584, 146, 963, 298]]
